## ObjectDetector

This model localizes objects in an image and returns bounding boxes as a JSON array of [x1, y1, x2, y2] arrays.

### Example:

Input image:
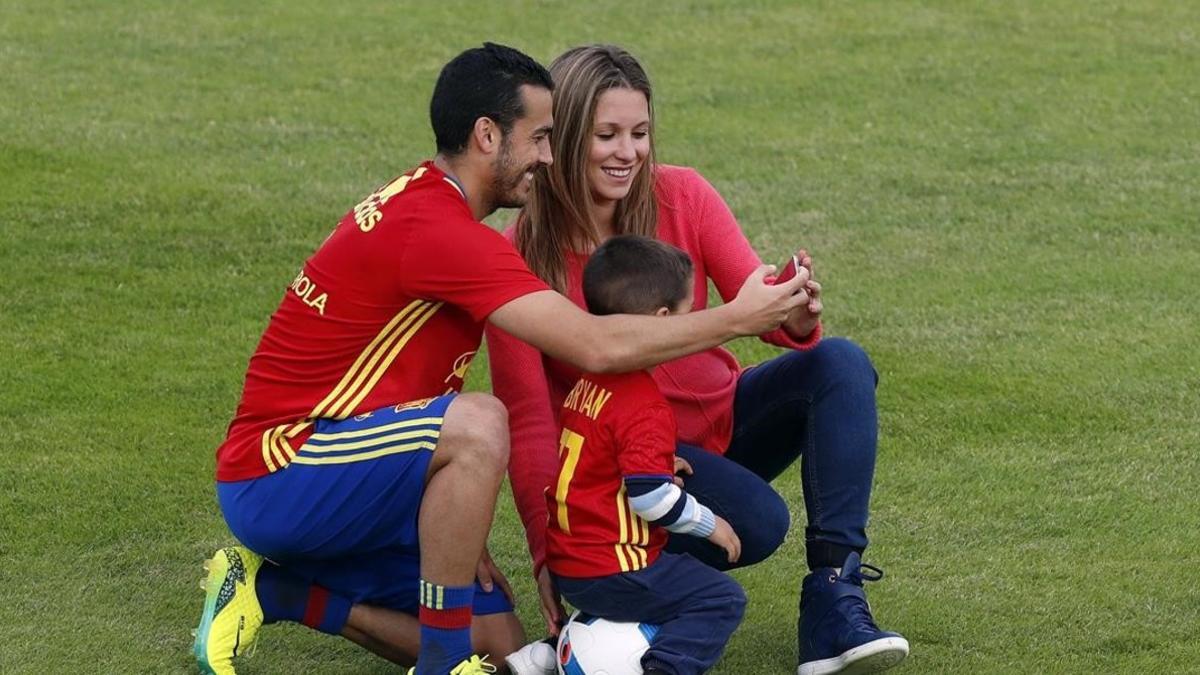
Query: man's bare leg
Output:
[[341, 605, 525, 669], [416, 393, 512, 671], [342, 605, 419, 665], [419, 393, 509, 585], [336, 393, 514, 672]]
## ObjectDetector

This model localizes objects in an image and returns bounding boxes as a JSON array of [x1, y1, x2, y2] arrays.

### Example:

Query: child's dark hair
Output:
[[583, 235, 694, 316]]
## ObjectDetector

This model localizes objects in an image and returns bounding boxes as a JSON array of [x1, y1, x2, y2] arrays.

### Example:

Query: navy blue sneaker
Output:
[[797, 552, 909, 675]]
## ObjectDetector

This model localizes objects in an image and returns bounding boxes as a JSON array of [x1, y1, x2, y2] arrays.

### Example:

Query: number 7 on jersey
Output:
[[554, 428, 585, 534]]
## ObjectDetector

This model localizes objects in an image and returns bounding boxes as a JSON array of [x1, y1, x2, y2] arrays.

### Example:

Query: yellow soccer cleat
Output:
[[193, 546, 265, 675], [405, 655, 497, 675]]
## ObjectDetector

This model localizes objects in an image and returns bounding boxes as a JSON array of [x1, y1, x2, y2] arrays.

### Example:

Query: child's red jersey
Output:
[[546, 370, 677, 578]]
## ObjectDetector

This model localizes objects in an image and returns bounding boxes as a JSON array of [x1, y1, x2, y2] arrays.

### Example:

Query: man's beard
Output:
[[491, 140, 537, 209]]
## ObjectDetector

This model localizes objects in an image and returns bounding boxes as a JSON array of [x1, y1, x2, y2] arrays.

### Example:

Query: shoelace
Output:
[[450, 654, 497, 674], [841, 562, 885, 633], [847, 561, 884, 584], [241, 633, 261, 660], [842, 593, 882, 633]]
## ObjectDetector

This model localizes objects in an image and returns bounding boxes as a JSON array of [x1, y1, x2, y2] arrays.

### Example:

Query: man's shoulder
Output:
[[344, 161, 473, 236], [393, 169, 473, 219], [382, 176, 506, 250]]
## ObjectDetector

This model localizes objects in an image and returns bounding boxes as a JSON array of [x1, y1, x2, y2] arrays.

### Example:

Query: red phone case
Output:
[[774, 255, 800, 284]]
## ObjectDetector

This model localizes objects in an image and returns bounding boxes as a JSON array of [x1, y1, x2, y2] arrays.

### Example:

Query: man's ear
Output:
[[471, 117, 500, 155], [654, 306, 671, 317]]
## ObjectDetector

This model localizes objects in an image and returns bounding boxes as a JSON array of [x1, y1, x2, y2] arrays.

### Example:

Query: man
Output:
[[194, 43, 811, 675]]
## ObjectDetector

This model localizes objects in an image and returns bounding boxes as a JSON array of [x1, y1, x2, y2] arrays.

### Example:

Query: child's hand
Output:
[[708, 515, 742, 563], [672, 455, 693, 487]]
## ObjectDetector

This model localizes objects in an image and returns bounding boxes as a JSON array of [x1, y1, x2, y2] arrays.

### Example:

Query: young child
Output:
[[543, 235, 746, 675]]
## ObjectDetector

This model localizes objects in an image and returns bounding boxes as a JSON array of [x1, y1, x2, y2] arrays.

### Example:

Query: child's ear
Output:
[[654, 306, 671, 317]]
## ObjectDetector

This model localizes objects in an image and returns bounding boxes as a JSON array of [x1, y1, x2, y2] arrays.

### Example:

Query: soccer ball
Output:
[[556, 610, 660, 675]]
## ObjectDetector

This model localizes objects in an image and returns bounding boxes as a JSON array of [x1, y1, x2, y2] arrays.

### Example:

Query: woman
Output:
[[487, 45, 908, 675]]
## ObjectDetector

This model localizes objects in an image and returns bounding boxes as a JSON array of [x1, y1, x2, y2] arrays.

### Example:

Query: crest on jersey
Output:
[[394, 398, 435, 413]]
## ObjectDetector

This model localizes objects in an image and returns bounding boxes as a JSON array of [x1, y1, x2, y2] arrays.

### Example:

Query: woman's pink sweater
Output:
[[486, 165, 820, 573]]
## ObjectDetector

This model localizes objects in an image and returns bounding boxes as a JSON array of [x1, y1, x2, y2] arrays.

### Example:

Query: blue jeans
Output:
[[665, 338, 878, 570], [554, 553, 746, 675]]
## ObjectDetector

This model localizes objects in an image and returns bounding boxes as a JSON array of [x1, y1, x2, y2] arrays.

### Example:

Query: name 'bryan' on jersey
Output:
[[562, 378, 613, 421]]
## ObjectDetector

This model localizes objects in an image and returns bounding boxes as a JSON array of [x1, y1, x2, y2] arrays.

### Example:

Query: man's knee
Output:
[[440, 393, 510, 469]]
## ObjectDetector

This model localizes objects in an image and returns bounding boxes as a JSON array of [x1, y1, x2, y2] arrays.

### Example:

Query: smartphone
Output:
[[773, 254, 801, 285]]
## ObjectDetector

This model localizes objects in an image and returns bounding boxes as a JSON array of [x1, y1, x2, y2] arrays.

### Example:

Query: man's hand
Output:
[[476, 547, 515, 604], [783, 249, 822, 339], [535, 566, 567, 636], [672, 455, 694, 487], [728, 264, 811, 336], [707, 515, 742, 564]]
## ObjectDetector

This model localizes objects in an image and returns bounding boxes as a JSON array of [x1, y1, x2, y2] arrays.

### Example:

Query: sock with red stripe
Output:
[[416, 579, 474, 675], [256, 563, 351, 634]]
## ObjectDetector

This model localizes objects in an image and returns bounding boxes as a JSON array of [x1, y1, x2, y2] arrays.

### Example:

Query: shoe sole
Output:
[[193, 550, 232, 675], [798, 636, 910, 675]]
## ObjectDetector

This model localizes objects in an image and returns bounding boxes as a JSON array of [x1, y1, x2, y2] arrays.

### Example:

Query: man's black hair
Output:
[[430, 42, 554, 156], [583, 235, 694, 316]]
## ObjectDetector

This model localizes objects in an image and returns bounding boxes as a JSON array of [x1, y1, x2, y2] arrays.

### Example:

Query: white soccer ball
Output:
[[556, 610, 660, 675]]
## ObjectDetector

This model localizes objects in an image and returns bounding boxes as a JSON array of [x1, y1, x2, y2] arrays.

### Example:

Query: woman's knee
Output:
[[804, 337, 877, 388], [736, 489, 790, 565]]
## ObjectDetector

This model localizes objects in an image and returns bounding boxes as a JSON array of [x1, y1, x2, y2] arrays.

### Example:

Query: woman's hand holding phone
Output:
[[775, 249, 822, 339]]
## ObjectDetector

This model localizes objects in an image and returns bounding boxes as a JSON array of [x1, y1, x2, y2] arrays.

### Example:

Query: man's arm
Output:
[[488, 265, 809, 374]]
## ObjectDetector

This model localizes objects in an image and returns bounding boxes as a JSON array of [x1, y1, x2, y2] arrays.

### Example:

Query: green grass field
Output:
[[2, 1, 1198, 672]]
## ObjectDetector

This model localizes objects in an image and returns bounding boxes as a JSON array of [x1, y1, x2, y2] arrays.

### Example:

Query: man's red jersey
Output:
[[545, 370, 677, 578], [215, 162, 549, 481]]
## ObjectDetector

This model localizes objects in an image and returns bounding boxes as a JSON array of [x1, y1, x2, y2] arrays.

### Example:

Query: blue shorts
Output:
[[217, 395, 512, 616]]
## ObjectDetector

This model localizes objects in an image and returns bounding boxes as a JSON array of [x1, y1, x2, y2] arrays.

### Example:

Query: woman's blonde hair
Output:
[[515, 44, 658, 292]]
